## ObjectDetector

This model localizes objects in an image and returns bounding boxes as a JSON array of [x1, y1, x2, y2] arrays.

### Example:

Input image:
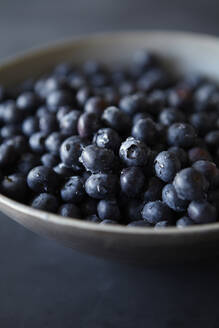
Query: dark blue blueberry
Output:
[[56, 106, 71, 122], [168, 146, 188, 167], [22, 116, 39, 136], [68, 72, 86, 90], [192, 160, 217, 185], [119, 137, 150, 167], [0, 142, 17, 167], [31, 193, 58, 213], [97, 199, 120, 221], [132, 112, 153, 125], [36, 106, 49, 118], [119, 81, 136, 96], [85, 173, 118, 199], [29, 132, 47, 153], [132, 118, 158, 146], [93, 128, 121, 152], [7, 135, 28, 153], [45, 132, 65, 155], [154, 151, 181, 183], [17, 153, 40, 174], [80, 198, 98, 217], [46, 89, 74, 112], [0, 100, 22, 124], [154, 220, 170, 229], [76, 86, 93, 107], [41, 153, 59, 168], [127, 220, 151, 227], [27, 165, 60, 193], [141, 200, 172, 224], [176, 216, 194, 228], [188, 200, 217, 224], [39, 112, 58, 133], [86, 214, 101, 223], [59, 110, 81, 136], [53, 163, 75, 177], [120, 167, 145, 197], [137, 69, 167, 92], [159, 108, 185, 126], [102, 106, 131, 133], [16, 91, 39, 112], [58, 203, 81, 219], [80, 144, 115, 173], [119, 93, 147, 115], [147, 90, 166, 115], [61, 176, 85, 203], [173, 167, 207, 201], [188, 147, 212, 163], [142, 177, 164, 202], [190, 112, 215, 136], [167, 123, 197, 148], [0, 125, 21, 139], [77, 112, 101, 139], [60, 136, 87, 171], [84, 96, 106, 116], [194, 83, 217, 112], [126, 200, 145, 221], [162, 184, 189, 212], [205, 130, 219, 150], [167, 86, 192, 110], [1, 173, 29, 202]]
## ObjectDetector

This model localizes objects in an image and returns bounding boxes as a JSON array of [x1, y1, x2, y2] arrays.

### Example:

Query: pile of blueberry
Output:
[[0, 50, 219, 228]]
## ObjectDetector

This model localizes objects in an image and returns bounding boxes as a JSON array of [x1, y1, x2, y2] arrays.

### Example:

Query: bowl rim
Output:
[[1, 29, 219, 237]]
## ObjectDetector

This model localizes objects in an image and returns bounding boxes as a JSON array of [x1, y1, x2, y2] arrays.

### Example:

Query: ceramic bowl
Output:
[[1, 31, 219, 265]]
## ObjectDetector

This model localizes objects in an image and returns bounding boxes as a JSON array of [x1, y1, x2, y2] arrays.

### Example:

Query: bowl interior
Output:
[[1, 30, 219, 264]]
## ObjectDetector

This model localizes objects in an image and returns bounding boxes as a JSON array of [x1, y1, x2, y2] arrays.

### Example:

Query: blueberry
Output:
[[205, 130, 219, 150], [102, 86, 119, 105], [0, 125, 21, 139], [120, 167, 145, 197], [85, 173, 118, 199], [119, 93, 147, 115], [167, 86, 192, 110], [141, 200, 172, 224], [147, 90, 166, 115], [53, 163, 75, 177], [188, 147, 212, 163], [56, 106, 71, 122], [8, 135, 28, 153], [167, 123, 197, 148], [154, 220, 170, 229], [60, 110, 81, 136], [86, 214, 101, 222], [27, 166, 60, 193], [41, 153, 59, 168], [119, 137, 150, 167], [1, 173, 29, 202], [119, 81, 136, 96], [45, 132, 65, 155], [132, 118, 158, 146], [97, 199, 120, 221], [22, 116, 39, 136], [31, 193, 58, 213], [80, 144, 115, 173], [93, 128, 121, 152], [60, 136, 87, 171], [102, 106, 131, 133], [58, 203, 81, 219], [168, 147, 188, 167], [39, 112, 58, 133], [142, 177, 164, 202], [17, 153, 40, 174], [0, 100, 22, 123], [132, 112, 153, 125], [194, 83, 217, 112], [99, 219, 119, 225], [0, 142, 17, 167], [188, 200, 217, 224], [190, 112, 214, 136], [77, 112, 101, 138], [137, 69, 167, 92], [61, 176, 85, 203], [162, 184, 189, 212], [68, 73, 86, 90], [159, 108, 185, 126], [29, 132, 47, 153], [80, 198, 98, 217], [16, 91, 39, 112], [176, 216, 194, 228], [173, 167, 207, 201], [127, 220, 151, 227], [126, 200, 144, 221], [36, 106, 49, 118], [76, 86, 93, 107], [154, 151, 181, 183], [84, 96, 106, 115], [46, 89, 74, 112]]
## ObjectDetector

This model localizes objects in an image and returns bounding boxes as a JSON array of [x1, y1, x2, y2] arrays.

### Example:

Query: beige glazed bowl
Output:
[[1, 31, 219, 265]]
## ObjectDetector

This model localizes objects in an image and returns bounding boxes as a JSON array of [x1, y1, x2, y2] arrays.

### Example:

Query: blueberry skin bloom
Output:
[[162, 184, 189, 212], [31, 193, 59, 213], [27, 166, 60, 194], [188, 200, 217, 224], [60, 136, 87, 171], [58, 203, 81, 219], [102, 106, 131, 133], [154, 151, 181, 183], [141, 200, 172, 224], [80, 144, 116, 173], [173, 167, 207, 201], [120, 167, 145, 197], [60, 176, 85, 203], [93, 128, 121, 152], [167, 123, 197, 148], [85, 173, 118, 199], [97, 200, 120, 221], [119, 137, 150, 167]]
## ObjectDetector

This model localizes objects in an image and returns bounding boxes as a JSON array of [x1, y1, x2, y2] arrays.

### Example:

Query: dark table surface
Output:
[[1, 1, 219, 327]]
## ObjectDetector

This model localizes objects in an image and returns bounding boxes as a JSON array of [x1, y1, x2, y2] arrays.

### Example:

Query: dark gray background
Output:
[[1, 1, 219, 327]]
